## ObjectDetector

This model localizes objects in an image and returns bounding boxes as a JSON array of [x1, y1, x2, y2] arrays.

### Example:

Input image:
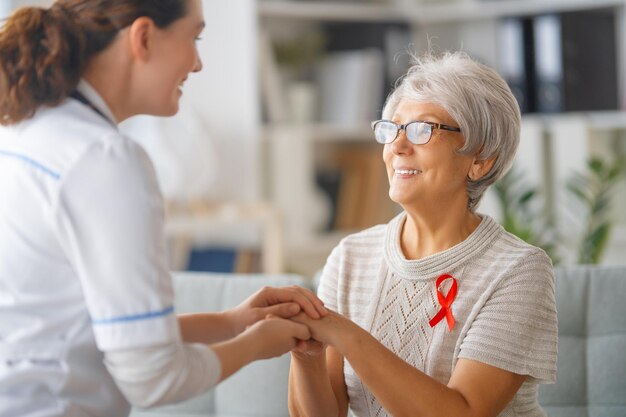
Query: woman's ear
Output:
[[468, 156, 496, 181], [127, 17, 156, 62]]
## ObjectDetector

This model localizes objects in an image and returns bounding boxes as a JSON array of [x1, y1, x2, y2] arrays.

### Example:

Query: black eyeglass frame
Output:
[[371, 119, 462, 145]]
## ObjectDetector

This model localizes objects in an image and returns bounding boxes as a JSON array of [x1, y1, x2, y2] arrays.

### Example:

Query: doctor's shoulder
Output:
[[18, 99, 134, 176]]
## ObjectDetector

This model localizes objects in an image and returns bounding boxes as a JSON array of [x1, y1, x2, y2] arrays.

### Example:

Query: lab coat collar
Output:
[[76, 79, 118, 127]]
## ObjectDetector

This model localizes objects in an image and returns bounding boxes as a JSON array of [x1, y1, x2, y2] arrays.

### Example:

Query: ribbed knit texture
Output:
[[318, 213, 558, 417]]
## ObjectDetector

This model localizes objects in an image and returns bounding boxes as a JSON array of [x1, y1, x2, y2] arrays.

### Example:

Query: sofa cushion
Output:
[[539, 265, 626, 417]]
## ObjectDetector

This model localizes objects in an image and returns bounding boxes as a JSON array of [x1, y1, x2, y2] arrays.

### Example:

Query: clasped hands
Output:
[[231, 285, 349, 359]]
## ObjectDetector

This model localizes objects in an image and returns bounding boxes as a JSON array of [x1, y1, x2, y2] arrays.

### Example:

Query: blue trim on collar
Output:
[[91, 306, 175, 325], [0, 150, 61, 180]]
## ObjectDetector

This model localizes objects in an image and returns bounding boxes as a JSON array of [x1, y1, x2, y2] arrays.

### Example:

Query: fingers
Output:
[[289, 312, 312, 325], [290, 321, 312, 341], [262, 302, 301, 319], [262, 315, 311, 341], [287, 286, 328, 318], [245, 317, 312, 360], [260, 286, 327, 319]]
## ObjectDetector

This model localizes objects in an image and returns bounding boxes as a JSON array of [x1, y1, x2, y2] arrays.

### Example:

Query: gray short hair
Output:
[[382, 51, 521, 211]]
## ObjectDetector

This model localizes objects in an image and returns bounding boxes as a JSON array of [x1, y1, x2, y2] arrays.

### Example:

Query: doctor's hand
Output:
[[242, 315, 312, 360], [227, 286, 327, 335], [210, 314, 312, 382]]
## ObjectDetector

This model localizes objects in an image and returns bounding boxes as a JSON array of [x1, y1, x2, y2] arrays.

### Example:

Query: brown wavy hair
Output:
[[0, 0, 188, 126]]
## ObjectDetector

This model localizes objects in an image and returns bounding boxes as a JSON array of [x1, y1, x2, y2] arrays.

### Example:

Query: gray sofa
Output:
[[131, 265, 626, 417], [538, 265, 626, 417]]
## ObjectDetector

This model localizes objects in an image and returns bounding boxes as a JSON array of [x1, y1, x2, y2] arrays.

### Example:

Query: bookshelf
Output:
[[9, 0, 624, 275], [259, 0, 626, 276]]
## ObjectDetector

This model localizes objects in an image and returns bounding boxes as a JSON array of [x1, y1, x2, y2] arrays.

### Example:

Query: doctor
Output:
[[0, 1, 325, 416]]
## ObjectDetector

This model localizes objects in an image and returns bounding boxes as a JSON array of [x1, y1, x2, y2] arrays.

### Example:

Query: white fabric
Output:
[[317, 213, 558, 417], [0, 82, 219, 416], [105, 342, 221, 409]]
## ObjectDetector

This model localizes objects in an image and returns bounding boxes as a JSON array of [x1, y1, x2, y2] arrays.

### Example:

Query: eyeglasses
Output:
[[371, 120, 462, 145]]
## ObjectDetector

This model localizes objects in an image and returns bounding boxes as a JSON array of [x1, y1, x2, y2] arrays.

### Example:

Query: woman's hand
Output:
[[290, 310, 354, 350], [288, 311, 351, 417], [228, 285, 327, 335]]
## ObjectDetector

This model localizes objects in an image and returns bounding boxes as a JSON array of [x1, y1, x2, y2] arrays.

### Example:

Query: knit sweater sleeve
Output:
[[458, 250, 558, 384]]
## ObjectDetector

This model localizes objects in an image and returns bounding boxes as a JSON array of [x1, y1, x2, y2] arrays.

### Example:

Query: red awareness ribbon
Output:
[[428, 274, 458, 332]]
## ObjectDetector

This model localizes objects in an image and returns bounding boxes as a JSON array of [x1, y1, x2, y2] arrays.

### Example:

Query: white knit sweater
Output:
[[317, 213, 558, 417]]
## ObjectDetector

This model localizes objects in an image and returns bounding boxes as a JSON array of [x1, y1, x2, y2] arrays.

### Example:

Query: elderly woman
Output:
[[288, 52, 558, 417]]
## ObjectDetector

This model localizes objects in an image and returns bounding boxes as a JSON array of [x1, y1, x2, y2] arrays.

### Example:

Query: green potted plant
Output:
[[493, 168, 559, 264], [567, 157, 626, 264]]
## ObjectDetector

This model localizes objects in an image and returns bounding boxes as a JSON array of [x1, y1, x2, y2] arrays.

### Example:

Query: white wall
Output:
[[124, 0, 261, 202], [122, 0, 262, 201], [122, 0, 261, 202], [0, 2, 12, 19], [182, 0, 260, 201], [12, 0, 51, 7]]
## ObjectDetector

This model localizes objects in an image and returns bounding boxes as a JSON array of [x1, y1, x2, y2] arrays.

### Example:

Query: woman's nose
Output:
[[193, 51, 203, 73], [391, 129, 414, 155], [194, 57, 203, 73]]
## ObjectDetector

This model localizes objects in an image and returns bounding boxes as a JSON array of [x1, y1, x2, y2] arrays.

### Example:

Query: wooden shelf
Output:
[[259, 0, 625, 23], [165, 201, 284, 274]]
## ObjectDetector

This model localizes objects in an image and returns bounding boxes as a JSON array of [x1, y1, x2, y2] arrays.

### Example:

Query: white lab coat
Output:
[[0, 81, 184, 416]]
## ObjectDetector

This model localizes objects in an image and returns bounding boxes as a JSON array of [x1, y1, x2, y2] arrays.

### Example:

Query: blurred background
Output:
[[4, 0, 626, 280]]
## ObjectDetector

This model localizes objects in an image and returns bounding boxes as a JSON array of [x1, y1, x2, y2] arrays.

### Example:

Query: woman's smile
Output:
[[393, 168, 421, 178]]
